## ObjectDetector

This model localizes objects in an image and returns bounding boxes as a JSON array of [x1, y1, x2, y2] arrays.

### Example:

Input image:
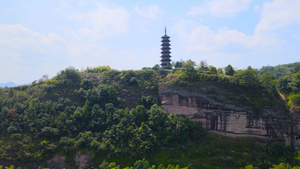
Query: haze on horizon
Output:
[[0, 0, 300, 84]]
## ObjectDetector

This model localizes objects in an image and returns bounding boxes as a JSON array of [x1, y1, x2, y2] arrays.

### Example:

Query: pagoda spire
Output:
[[160, 27, 171, 69]]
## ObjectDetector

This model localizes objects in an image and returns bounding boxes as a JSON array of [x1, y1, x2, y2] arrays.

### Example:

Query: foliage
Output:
[[288, 94, 300, 113], [0, 158, 188, 169], [225, 64, 235, 76], [138, 95, 156, 110], [197, 60, 209, 71], [161, 67, 283, 110], [258, 62, 300, 79], [259, 63, 300, 113]]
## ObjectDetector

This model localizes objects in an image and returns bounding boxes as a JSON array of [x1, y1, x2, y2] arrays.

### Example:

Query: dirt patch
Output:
[[75, 152, 92, 169]]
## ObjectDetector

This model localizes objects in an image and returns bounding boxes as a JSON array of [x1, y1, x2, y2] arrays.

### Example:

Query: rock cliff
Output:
[[160, 86, 291, 141]]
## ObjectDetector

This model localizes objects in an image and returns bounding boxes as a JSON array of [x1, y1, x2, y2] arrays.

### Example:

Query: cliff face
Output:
[[160, 86, 290, 140]]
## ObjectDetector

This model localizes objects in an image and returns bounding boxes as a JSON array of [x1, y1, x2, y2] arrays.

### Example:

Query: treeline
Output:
[[0, 100, 201, 162], [258, 62, 300, 79], [1, 159, 188, 169]]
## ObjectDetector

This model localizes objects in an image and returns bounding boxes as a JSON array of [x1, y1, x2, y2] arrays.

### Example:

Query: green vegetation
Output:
[[1, 159, 187, 169], [161, 65, 284, 112], [258, 62, 300, 79], [0, 61, 300, 168], [258, 62, 300, 113]]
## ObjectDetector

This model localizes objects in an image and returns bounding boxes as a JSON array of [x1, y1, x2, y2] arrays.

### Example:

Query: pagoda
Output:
[[160, 27, 171, 69]]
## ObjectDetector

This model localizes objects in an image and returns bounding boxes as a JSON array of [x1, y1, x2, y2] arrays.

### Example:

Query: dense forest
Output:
[[0, 61, 300, 169]]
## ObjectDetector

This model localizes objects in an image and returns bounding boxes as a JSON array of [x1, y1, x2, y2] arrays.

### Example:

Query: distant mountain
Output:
[[0, 81, 18, 87], [0, 81, 31, 87]]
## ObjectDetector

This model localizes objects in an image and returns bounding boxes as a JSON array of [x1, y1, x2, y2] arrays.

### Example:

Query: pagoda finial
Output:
[[165, 26, 167, 35]]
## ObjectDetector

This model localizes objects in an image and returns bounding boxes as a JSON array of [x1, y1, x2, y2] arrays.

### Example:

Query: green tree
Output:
[[233, 69, 259, 88], [40, 127, 60, 138], [152, 64, 160, 70], [56, 66, 81, 87], [225, 64, 235, 76], [138, 95, 156, 110], [288, 94, 300, 113], [173, 60, 183, 68], [133, 158, 150, 169], [217, 68, 224, 74], [134, 105, 148, 126], [182, 60, 196, 70], [289, 72, 300, 93], [209, 66, 217, 74], [259, 72, 276, 93], [8, 88, 14, 98], [198, 60, 208, 71]]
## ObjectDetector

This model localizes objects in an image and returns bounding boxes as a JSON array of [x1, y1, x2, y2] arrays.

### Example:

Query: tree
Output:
[[152, 64, 160, 70], [8, 88, 14, 98], [259, 72, 276, 93], [173, 60, 183, 68], [217, 68, 224, 74], [134, 105, 148, 126], [233, 69, 259, 88], [198, 60, 208, 71], [55, 67, 81, 88], [209, 66, 217, 74], [225, 64, 235, 76], [288, 94, 300, 113], [138, 95, 156, 110], [293, 64, 300, 73], [81, 79, 93, 90], [182, 59, 196, 70], [41, 127, 60, 138], [289, 72, 300, 93], [133, 158, 151, 169]]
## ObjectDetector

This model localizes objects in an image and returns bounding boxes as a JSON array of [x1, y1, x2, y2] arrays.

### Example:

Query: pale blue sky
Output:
[[0, 0, 299, 84]]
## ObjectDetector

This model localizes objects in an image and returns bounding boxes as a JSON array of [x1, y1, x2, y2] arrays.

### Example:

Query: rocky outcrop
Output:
[[46, 153, 91, 169], [160, 86, 291, 140], [46, 155, 75, 169]]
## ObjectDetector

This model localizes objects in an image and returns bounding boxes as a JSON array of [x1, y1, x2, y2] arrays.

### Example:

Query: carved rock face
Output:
[[160, 87, 290, 140]]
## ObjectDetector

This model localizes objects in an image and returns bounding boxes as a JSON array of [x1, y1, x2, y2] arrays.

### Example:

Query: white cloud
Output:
[[177, 0, 300, 66], [255, 0, 300, 33], [0, 2, 132, 84], [0, 24, 65, 53], [188, 0, 250, 17], [69, 4, 129, 41], [135, 4, 164, 20], [0, 24, 67, 84], [174, 20, 278, 54]]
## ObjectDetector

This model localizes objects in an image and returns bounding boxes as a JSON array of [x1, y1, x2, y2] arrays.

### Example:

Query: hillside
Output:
[[257, 62, 300, 113], [258, 62, 300, 79], [0, 64, 299, 169]]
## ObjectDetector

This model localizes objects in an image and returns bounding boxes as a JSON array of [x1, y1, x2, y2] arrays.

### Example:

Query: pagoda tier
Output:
[[160, 27, 171, 69]]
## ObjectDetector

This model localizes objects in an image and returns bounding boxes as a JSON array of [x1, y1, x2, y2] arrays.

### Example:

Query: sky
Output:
[[0, 0, 300, 84]]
